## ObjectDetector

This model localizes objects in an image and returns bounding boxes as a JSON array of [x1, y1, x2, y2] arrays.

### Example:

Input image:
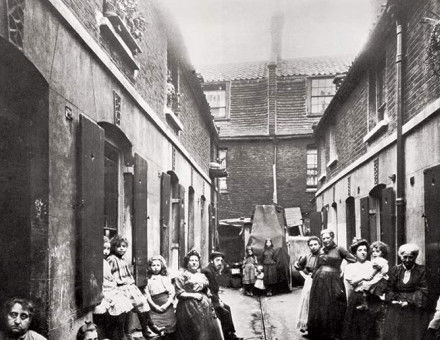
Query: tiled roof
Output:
[[197, 55, 352, 82]]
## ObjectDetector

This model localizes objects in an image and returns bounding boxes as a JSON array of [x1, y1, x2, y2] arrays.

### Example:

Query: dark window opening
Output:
[[104, 142, 119, 238]]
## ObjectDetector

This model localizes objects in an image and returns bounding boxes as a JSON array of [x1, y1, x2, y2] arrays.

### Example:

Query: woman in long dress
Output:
[[262, 239, 277, 296], [342, 239, 386, 340], [174, 249, 224, 340], [382, 243, 429, 340], [294, 236, 321, 334], [307, 229, 356, 340]]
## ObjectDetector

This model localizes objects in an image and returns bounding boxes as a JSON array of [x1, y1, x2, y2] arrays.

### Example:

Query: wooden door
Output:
[[425, 165, 440, 309], [360, 196, 370, 242], [345, 197, 356, 248], [380, 187, 396, 266], [309, 211, 322, 236]]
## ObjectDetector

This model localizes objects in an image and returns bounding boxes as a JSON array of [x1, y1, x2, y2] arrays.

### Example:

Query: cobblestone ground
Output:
[[221, 287, 303, 340], [133, 287, 304, 340]]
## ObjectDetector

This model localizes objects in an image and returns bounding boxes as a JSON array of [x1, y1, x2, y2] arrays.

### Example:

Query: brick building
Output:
[[314, 0, 440, 304], [198, 14, 350, 241], [0, 0, 218, 338]]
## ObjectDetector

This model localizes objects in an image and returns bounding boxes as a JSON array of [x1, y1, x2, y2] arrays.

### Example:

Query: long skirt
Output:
[[342, 291, 385, 340], [296, 275, 313, 331], [308, 267, 346, 339], [242, 263, 256, 285], [263, 263, 278, 286], [150, 292, 176, 334], [176, 294, 224, 340], [382, 303, 430, 340]]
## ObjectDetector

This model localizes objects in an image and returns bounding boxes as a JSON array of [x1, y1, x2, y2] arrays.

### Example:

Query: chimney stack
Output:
[[270, 11, 284, 64]]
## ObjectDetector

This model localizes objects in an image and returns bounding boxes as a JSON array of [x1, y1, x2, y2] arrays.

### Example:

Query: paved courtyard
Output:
[[220, 287, 303, 340]]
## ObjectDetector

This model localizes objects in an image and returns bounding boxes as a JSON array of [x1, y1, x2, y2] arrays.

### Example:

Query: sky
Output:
[[161, 0, 376, 67]]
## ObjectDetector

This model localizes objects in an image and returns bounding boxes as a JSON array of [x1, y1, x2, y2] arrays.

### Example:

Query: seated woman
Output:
[[383, 243, 429, 340], [174, 249, 224, 340], [342, 239, 385, 340]]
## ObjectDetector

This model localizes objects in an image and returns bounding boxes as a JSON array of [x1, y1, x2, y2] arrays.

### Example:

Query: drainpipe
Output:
[[395, 4, 406, 248], [273, 141, 278, 204]]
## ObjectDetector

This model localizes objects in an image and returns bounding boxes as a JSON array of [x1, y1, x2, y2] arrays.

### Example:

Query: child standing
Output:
[[107, 235, 163, 339], [93, 236, 132, 340], [254, 265, 265, 295], [242, 247, 258, 296], [144, 255, 176, 340]]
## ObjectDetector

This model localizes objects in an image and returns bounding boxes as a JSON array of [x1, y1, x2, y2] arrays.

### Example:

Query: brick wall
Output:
[[276, 138, 316, 215], [218, 138, 316, 220], [319, 78, 369, 183], [56, 0, 214, 172], [405, 0, 440, 123], [218, 140, 274, 220], [317, 0, 440, 185], [178, 74, 213, 173]]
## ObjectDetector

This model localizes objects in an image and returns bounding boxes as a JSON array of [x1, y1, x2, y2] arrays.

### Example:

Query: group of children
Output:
[[83, 235, 177, 340]]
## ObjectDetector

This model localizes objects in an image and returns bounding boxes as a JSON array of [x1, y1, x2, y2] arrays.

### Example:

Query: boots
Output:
[[138, 311, 164, 338]]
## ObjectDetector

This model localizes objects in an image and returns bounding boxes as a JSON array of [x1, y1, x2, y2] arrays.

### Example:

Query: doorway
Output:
[[425, 165, 440, 309]]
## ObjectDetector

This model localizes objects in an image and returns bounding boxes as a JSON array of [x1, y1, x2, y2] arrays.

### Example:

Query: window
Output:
[[218, 149, 228, 192], [204, 83, 229, 119], [306, 147, 318, 189], [104, 142, 120, 239], [310, 78, 336, 115], [328, 127, 338, 166], [319, 140, 326, 180], [166, 50, 180, 113], [369, 56, 387, 127]]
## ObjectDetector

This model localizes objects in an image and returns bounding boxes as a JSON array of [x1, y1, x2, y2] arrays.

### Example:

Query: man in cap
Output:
[[202, 251, 243, 340], [0, 298, 46, 340]]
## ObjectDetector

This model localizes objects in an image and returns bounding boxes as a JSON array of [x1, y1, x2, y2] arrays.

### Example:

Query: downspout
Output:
[[273, 140, 278, 204], [395, 3, 406, 248]]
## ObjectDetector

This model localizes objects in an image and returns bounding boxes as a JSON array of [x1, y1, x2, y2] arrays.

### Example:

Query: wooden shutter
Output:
[[309, 211, 322, 236], [78, 114, 104, 307], [179, 184, 186, 265], [160, 173, 171, 261], [360, 196, 370, 242], [321, 206, 328, 229], [133, 153, 148, 287], [345, 197, 356, 248], [380, 187, 396, 266]]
